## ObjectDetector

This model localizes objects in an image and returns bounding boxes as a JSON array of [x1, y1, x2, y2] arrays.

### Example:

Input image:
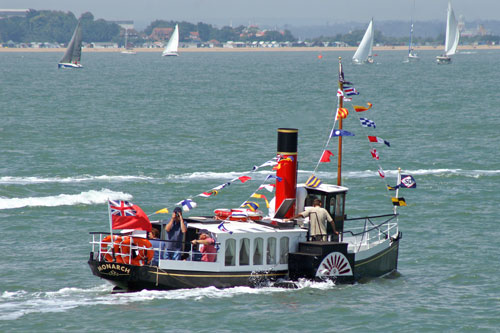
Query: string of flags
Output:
[[310, 63, 415, 206], [152, 157, 280, 215]]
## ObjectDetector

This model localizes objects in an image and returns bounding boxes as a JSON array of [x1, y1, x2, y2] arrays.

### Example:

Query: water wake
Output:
[[0, 175, 153, 185], [0, 189, 132, 210], [0, 281, 337, 320]]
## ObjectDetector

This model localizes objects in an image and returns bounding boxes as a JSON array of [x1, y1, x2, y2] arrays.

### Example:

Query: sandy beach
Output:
[[0, 44, 498, 53]]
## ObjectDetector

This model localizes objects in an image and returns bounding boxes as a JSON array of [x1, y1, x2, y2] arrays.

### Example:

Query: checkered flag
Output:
[[359, 117, 376, 128]]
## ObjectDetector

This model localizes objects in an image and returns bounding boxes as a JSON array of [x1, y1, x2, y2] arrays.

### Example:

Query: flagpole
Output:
[[337, 57, 344, 186], [107, 198, 115, 261]]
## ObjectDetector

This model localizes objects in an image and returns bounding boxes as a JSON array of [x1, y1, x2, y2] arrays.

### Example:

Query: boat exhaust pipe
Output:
[[275, 128, 298, 218]]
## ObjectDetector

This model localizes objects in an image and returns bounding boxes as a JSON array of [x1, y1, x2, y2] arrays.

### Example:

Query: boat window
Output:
[[239, 238, 250, 266], [335, 194, 344, 217], [253, 237, 263, 265], [225, 238, 236, 266], [305, 193, 325, 208], [329, 195, 336, 218], [279, 237, 289, 264], [266, 237, 276, 265]]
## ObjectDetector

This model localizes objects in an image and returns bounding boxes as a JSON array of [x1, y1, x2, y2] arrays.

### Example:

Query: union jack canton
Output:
[[109, 199, 137, 216]]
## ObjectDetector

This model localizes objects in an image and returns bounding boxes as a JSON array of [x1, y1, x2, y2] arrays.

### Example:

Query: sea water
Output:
[[1, 50, 499, 332]]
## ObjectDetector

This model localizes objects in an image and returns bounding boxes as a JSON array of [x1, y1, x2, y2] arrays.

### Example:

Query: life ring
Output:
[[101, 235, 122, 262], [229, 208, 263, 222], [214, 208, 231, 220], [119, 236, 153, 266]]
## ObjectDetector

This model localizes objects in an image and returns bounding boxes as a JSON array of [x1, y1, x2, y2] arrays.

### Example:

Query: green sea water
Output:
[[1, 50, 500, 332]]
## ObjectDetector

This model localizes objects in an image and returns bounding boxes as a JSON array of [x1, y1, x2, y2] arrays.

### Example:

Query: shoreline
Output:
[[0, 45, 498, 53]]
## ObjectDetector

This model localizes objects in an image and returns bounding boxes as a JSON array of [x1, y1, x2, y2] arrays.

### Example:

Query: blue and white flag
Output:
[[359, 117, 376, 128], [265, 175, 283, 182], [344, 86, 359, 96], [218, 221, 233, 234], [330, 129, 355, 137], [177, 199, 197, 212], [400, 174, 417, 188]]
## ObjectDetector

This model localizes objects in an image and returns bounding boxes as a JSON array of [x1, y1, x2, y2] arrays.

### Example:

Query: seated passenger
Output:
[[148, 228, 165, 266], [191, 231, 217, 262]]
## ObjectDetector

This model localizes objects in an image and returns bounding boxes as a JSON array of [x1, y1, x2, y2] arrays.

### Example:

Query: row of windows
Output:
[[225, 237, 289, 266]]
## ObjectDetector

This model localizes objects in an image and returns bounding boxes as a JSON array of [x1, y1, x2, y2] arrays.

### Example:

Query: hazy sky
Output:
[[3, 0, 499, 28]]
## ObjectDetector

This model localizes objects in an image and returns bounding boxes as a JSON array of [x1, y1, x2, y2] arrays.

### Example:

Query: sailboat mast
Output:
[[337, 57, 344, 186]]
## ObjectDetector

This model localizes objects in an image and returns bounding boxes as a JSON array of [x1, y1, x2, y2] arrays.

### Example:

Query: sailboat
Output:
[[352, 19, 374, 64], [58, 19, 83, 68], [121, 29, 136, 55], [407, 0, 419, 61], [162, 24, 179, 57], [436, 1, 459, 64], [88, 58, 407, 292]]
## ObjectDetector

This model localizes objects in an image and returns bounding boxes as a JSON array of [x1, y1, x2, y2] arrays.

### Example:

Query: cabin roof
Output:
[[187, 220, 304, 236], [298, 183, 349, 194]]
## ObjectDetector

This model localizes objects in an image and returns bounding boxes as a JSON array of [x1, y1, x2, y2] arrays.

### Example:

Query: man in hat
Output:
[[165, 207, 187, 260], [285, 199, 338, 241]]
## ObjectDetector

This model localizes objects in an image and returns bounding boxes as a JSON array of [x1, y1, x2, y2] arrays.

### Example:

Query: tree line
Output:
[[1, 10, 498, 46]]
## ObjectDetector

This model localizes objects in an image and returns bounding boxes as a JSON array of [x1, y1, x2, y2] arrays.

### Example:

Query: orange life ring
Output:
[[214, 208, 231, 220], [229, 208, 263, 222], [101, 235, 122, 262], [119, 236, 153, 266]]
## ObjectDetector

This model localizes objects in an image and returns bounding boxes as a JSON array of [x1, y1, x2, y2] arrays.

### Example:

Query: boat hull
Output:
[[353, 234, 400, 282], [162, 53, 178, 57], [58, 63, 83, 69], [436, 56, 452, 64], [88, 257, 287, 291]]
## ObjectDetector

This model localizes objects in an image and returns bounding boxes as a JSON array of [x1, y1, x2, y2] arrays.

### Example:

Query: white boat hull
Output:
[[436, 55, 452, 64], [58, 63, 83, 69]]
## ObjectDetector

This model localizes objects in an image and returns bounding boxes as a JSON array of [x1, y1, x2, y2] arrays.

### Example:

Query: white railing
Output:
[[342, 214, 399, 252]]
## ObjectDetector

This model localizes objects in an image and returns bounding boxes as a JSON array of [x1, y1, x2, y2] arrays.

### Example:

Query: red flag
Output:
[[109, 200, 151, 231], [370, 148, 379, 160], [320, 150, 334, 162], [238, 176, 251, 183], [378, 167, 385, 179]]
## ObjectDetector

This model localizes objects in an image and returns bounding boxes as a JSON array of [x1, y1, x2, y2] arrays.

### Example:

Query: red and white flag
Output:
[[378, 167, 386, 179], [370, 148, 379, 160], [337, 89, 344, 97], [108, 200, 151, 231], [368, 136, 390, 147]]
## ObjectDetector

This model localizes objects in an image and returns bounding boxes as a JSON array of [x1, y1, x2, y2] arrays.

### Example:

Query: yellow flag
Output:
[[155, 208, 169, 214]]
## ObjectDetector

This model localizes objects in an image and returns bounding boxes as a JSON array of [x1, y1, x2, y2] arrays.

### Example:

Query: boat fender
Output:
[[101, 235, 122, 262]]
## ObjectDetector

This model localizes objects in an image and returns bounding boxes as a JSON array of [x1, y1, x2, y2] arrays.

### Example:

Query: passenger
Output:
[[148, 228, 165, 266], [191, 231, 217, 262], [165, 207, 187, 260], [285, 198, 339, 241]]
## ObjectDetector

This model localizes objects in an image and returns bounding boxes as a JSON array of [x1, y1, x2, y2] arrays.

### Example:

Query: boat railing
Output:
[[342, 214, 399, 251], [89, 232, 219, 265]]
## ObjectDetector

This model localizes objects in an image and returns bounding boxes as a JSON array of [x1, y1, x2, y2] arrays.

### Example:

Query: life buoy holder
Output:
[[101, 235, 122, 262], [119, 236, 154, 266], [214, 208, 231, 220]]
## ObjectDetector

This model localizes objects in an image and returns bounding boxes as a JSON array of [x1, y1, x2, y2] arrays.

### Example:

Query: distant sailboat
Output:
[[407, 0, 419, 61], [58, 19, 83, 68], [162, 24, 179, 57], [436, 1, 459, 64], [352, 19, 374, 64], [121, 29, 136, 55]]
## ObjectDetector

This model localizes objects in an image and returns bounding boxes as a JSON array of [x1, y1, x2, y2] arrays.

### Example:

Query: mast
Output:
[[337, 57, 344, 186]]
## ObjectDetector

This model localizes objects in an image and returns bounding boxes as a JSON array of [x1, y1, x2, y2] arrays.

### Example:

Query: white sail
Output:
[[352, 19, 374, 64], [444, 1, 459, 56], [162, 24, 179, 56], [58, 20, 83, 68]]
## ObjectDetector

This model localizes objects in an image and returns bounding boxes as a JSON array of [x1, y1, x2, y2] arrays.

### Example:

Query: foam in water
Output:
[[0, 281, 339, 321], [0, 175, 153, 185], [0, 189, 132, 210]]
